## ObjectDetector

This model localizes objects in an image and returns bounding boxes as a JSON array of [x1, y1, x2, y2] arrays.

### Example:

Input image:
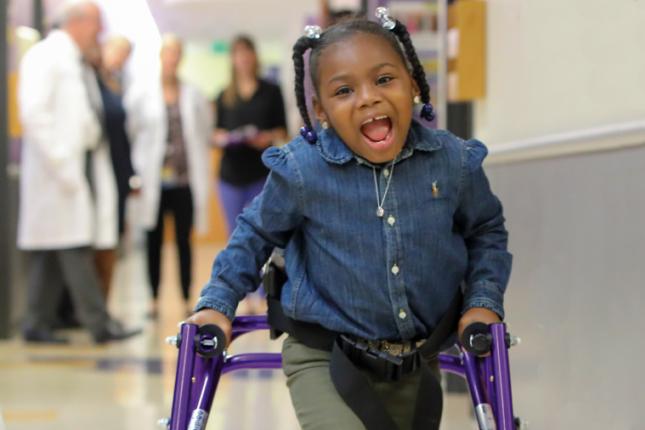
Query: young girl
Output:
[[188, 10, 512, 430]]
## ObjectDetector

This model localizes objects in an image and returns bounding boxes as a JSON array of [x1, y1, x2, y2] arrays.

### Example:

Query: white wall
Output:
[[474, 2, 645, 428], [475, 0, 645, 146], [486, 141, 645, 430]]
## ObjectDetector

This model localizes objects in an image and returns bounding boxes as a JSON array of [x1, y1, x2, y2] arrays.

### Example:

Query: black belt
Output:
[[337, 334, 421, 381], [264, 263, 463, 430]]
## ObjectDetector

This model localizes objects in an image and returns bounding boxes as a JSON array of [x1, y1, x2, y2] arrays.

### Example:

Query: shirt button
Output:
[[387, 216, 396, 226], [391, 264, 400, 275], [398, 309, 407, 320], [383, 168, 390, 178]]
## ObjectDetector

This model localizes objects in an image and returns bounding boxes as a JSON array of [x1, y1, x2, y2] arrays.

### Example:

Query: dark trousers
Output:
[[23, 247, 110, 336], [146, 186, 193, 301], [117, 188, 128, 235]]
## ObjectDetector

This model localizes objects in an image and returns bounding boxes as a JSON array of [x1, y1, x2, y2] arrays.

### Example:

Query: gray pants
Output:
[[23, 247, 110, 337], [282, 336, 441, 430]]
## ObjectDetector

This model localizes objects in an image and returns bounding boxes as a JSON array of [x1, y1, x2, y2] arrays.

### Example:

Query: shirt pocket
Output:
[[418, 176, 457, 229]]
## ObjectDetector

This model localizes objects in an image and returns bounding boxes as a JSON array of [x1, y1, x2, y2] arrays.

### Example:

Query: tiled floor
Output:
[[0, 242, 477, 429]]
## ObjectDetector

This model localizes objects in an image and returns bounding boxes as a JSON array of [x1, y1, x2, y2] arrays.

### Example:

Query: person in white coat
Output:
[[17, 0, 140, 343], [128, 34, 212, 318]]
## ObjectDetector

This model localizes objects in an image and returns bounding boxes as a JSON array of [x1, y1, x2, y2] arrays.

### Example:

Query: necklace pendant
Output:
[[376, 207, 385, 217]]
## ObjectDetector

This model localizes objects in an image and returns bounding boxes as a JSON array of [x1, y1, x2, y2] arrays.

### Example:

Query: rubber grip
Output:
[[461, 322, 492, 355], [194, 324, 226, 358]]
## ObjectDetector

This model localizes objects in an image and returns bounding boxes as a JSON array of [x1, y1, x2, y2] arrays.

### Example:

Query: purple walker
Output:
[[160, 316, 522, 430]]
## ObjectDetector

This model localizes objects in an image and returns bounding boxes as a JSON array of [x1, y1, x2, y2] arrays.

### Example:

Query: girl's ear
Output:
[[410, 73, 421, 100], [312, 96, 328, 125]]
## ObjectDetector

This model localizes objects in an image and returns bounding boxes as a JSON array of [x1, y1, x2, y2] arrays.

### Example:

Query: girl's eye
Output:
[[334, 86, 352, 97], [376, 75, 393, 85]]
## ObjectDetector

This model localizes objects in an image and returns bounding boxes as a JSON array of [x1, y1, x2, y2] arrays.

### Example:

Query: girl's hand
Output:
[[457, 307, 501, 342], [185, 309, 233, 347]]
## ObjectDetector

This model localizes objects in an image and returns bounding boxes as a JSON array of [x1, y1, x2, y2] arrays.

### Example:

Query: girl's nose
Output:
[[357, 83, 382, 109]]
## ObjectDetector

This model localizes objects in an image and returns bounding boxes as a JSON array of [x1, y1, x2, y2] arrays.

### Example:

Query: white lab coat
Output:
[[17, 30, 118, 250], [127, 80, 212, 234]]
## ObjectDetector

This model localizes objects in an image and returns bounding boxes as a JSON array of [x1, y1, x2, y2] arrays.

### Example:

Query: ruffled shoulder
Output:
[[262, 145, 287, 168], [463, 139, 489, 172], [261, 140, 307, 185], [261, 146, 294, 180]]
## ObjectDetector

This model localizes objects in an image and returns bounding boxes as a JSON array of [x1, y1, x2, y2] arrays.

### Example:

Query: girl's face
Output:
[[313, 33, 419, 164]]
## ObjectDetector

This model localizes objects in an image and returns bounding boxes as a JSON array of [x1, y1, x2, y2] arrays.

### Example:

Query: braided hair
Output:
[[293, 18, 434, 144], [292, 36, 318, 139]]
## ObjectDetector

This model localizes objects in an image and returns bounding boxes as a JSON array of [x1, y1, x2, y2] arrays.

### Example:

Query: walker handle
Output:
[[461, 322, 493, 355], [194, 324, 227, 358]]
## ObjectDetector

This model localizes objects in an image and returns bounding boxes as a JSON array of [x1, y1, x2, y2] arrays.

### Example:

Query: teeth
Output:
[[361, 115, 389, 126]]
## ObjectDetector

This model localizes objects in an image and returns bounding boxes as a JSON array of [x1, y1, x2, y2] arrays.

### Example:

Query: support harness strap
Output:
[[264, 263, 462, 430]]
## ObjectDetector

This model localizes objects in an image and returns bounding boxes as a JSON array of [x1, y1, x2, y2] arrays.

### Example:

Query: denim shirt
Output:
[[196, 120, 512, 341]]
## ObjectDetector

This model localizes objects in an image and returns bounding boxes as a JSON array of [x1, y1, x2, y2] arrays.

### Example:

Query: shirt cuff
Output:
[[462, 280, 505, 319], [194, 284, 239, 321]]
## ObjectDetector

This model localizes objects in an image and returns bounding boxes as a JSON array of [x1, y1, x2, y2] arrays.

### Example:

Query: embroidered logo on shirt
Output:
[[432, 181, 440, 198]]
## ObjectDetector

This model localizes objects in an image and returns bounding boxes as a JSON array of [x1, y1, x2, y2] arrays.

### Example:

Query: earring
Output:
[[321, 121, 329, 130], [413, 95, 421, 104]]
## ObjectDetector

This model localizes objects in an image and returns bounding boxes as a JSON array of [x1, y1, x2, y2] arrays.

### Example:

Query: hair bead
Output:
[[300, 126, 318, 144], [421, 103, 436, 122]]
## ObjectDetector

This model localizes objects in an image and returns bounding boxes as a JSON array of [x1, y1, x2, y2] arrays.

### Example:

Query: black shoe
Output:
[[54, 314, 82, 329], [93, 321, 142, 344], [23, 329, 69, 344]]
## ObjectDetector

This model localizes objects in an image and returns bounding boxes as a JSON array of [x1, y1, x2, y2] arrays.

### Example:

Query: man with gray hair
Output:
[[18, 0, 140, 343]]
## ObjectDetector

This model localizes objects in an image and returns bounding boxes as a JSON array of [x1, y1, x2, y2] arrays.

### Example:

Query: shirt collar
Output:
[[316, 119, 443, 166]]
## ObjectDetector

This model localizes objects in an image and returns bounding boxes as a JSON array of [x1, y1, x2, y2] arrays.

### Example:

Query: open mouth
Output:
[[360, 115, 394, 149]]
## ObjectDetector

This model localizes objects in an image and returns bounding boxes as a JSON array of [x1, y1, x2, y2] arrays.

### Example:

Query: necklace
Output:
[[372, 161, 395, 217]]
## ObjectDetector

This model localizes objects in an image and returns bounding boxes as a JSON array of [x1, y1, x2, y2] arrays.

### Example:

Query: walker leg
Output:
[[184, 354, 224, 430], [168, 324, 198, 429], [490, 323, 515, 430], [463, 349, 497, 430], [166, 324, 225, 430]]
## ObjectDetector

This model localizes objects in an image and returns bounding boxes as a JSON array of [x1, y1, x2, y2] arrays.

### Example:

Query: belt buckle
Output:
[[382, 340, 419, 357], [367, 347, 404, 366], [343, 336, 404, 366], [382, 340, 406, 356]]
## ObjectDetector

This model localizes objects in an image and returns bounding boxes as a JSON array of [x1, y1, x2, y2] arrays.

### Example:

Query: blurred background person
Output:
[[90, 35, 140, 299], [129, 34, 211, 319], [17, 0, 140, 344], [100, 35, 131, 93], [211, 35, 288, 315], [212, 35, 287, 235]]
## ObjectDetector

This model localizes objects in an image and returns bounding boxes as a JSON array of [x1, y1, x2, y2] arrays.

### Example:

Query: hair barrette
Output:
[[304, 25, 322, 40], [375, 7, 396, 30]]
